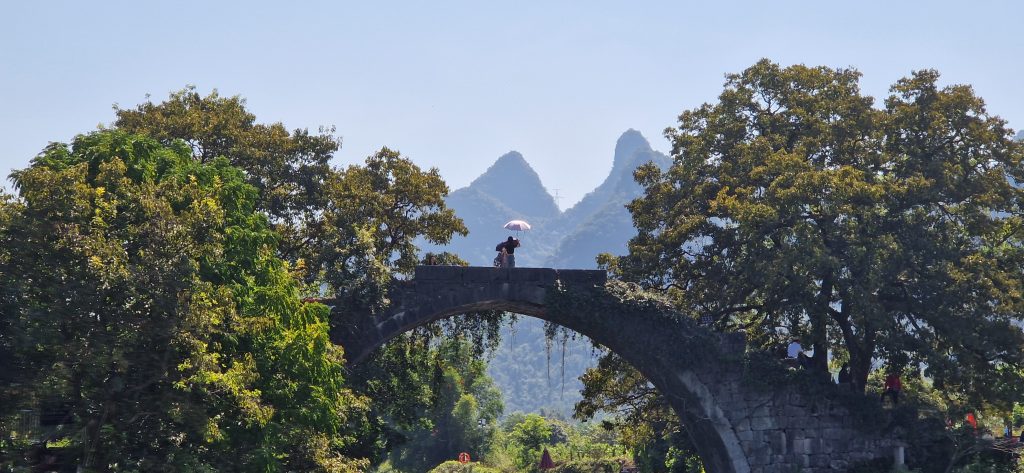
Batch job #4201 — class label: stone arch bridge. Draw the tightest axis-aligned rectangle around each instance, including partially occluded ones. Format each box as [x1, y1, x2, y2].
[329, 266, 903, 473]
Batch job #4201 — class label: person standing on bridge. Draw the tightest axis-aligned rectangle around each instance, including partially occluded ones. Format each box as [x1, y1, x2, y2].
[787, 338, 803, 359]
[880, 370, 902, 406]
[495, 236, 520, 268]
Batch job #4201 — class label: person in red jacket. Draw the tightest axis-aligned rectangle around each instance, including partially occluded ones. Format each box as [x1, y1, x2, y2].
[880, 370, 902, 406]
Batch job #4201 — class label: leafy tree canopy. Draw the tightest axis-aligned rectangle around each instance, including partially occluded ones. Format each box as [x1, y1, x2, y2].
[112, 88, 497, 473]
[308, 148, 467, 309]
[112, 88, 468, 299]
[382, 338, 504, 473]
[509, 413, 553, 456]
[616, 59, 1024, 406]
[114, 86, 340, 262]
[1, 130, 367, 471]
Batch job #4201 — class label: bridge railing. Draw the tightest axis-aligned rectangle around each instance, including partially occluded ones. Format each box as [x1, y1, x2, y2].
[414, 265, 606, 286]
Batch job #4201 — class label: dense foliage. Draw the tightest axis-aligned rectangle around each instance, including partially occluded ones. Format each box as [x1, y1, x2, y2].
[0, 131, 366, 471]
[309, 148, 467, 308]
[575, 352, 700, 473]
[114, 87, 340, 264]
[111, 89, 493, 470]
[382, 339, 503, 473]
[426, 460, 504, 473]
[113, 88, 468, 298]
[614, 59, 1024, 406]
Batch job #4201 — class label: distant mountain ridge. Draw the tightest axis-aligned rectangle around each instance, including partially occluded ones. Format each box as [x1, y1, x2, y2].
[437, 129, 668, 270]
[555, 129, 657, 234]
[442, 151, 562, 267]
[462, 151, 560, 220]
[430, 129, 669, 417]
[546, 130, 669, 268]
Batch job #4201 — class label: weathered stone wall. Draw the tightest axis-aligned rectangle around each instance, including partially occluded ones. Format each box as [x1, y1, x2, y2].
[328, 266, 904, 473]
[692, 370, 902, 472]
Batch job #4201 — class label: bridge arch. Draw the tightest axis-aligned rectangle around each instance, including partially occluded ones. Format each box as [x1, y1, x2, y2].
[330, 266, 901, 473]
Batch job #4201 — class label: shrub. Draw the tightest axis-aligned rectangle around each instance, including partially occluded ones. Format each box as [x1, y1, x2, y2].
[427, 460, 504, 473]
[551, 457, 629, 473]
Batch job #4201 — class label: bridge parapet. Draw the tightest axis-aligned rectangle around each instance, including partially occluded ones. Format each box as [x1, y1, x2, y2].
[413, 265, 606, 286]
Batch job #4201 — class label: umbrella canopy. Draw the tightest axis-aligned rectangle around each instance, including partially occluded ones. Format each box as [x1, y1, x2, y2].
[503, 219, 531, 232]
[539, 448, 555, 470]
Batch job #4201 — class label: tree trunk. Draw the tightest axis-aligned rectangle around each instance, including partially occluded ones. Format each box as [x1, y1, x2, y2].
[834, 307, 871, 393]
[811, 278, 833, 375]
[850, 352, 871, 393]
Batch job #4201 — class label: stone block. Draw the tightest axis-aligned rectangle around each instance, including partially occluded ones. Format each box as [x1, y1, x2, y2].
[414, 264, 462, 280]
[783, 405, 806, 418]
[473, 266, 515, 283]
[751, 416, 774, 430]
[518, 286, 547, 305]
[753, 444, 771, 464]
[736, 429, 755, 442]
[846, 452, 871, 463]
[792, 438, 818, 455]
[555, 269, 607, 285]
[823, 427, 846, 441]
[769, 431, 787, 455]
[829, 459, 849, 470]
[510, 268, 557, 285]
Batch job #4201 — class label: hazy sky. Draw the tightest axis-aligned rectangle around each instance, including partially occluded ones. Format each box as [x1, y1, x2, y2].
[3, 1, 1022, 208]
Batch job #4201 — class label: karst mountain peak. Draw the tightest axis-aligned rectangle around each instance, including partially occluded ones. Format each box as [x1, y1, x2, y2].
[429, 128, 668, 288]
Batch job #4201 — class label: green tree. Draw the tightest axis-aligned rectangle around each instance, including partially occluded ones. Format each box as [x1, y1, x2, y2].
[1, 131, 367, 471]
[508, 413, 553, 470]
[307, 148, 467, 308]
[113, 90, 495, 468]
[426, 460, 502, 473]
[574, 352, 698, 472]
[617, 60, 1024, 404]
[0, 192, 29, 429]
[384, 338, 504, 473]
[114, 87, 340, 263]
[114, 89, 469, 298]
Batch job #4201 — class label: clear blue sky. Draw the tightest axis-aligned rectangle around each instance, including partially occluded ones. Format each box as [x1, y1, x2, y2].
[2, 1, 1022, 208]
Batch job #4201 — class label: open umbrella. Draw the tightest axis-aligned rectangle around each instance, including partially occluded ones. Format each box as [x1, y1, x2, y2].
[539, 448, 555, 470]
[503, 219, 531, 233]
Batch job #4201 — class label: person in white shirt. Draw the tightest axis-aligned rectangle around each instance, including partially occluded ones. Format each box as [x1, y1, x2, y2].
[787, 339, 802, 359]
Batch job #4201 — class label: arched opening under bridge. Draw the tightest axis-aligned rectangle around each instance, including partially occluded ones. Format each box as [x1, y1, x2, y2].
[329, 266, 902, 473]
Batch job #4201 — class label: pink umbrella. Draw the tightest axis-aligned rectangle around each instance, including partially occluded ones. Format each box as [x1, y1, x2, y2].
[503, 219, 531, 233]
